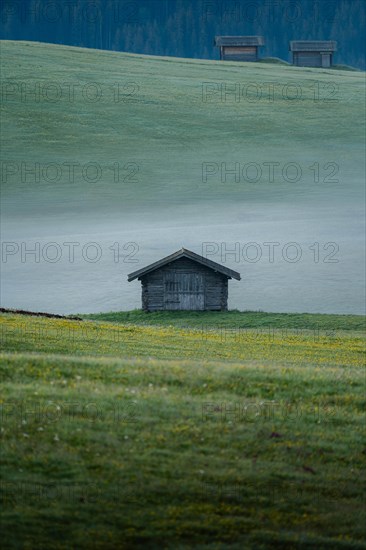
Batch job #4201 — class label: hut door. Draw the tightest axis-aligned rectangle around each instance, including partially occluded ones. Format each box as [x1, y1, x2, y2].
[164, 271, 205, 310]
[298, 52, 322, 67]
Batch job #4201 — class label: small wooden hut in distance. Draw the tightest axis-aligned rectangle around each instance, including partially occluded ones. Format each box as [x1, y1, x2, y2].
[214, 36, 265, 62]
[128, 248, 241, 312]
[289, 41, 337, 68]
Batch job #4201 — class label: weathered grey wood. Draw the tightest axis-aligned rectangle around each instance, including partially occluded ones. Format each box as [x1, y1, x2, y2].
[290, 41, 337, 52]
[222, 47, 258, 62]
[290, 41, 337, 67]
[215, 36, 265, 47]
[214, 36, 264, 62]
[129, 248, 240, 312]
[128, 248, 240, 282]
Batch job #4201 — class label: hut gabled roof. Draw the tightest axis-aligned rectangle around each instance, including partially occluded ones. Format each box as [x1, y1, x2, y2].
[214, 36, 265, 47]
[128, 248, 241, 282]
[289, 40, 337, 52]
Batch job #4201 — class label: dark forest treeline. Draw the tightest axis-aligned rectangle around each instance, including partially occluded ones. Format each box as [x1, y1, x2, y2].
[1, 0, 365, 68]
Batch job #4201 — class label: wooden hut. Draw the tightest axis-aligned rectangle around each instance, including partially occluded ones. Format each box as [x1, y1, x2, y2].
[214, 36, 265, 62]
[128, 248, 241, 312]
[289, 41, 337, 68]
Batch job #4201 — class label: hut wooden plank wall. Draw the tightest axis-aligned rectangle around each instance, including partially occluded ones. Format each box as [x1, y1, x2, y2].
[128, 248, 241, 312]
[214, 36, 265, 62]
[289, 41, 337, 68]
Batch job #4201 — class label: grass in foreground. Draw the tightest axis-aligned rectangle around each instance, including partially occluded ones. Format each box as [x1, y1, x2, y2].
[0, 312, 365, 548]
[84, 310, 366, 331]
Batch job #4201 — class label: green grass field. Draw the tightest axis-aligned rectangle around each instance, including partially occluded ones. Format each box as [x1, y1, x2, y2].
[1, 40, 365, 219]
[1, 311, 365, 548]
[84, 309, 366, 331]
[1, 39, 365, 548]
[1, 40, 365, 315]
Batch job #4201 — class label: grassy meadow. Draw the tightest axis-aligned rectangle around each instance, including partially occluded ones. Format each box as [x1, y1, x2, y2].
[1, 38, 365, 548]
[1, 40, 365, 315]
[1, 40, 365, 218]
[1, 311, 365, 548]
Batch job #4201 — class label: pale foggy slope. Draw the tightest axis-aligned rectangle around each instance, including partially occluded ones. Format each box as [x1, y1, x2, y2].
[1, 41, 365, 313]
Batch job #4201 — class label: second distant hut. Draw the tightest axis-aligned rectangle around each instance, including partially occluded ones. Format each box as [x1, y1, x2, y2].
[289, 41, 337, 68]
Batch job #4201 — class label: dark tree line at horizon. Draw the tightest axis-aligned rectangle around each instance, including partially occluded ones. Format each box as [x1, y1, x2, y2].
[1, 0, 365, 69]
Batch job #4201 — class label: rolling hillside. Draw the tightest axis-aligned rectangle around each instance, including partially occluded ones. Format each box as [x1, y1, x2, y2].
[1, 311, 365, 548]
[1, 40, 365, 215]
[1, 41, 365, 314]
[1, 40, 366, 550]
